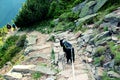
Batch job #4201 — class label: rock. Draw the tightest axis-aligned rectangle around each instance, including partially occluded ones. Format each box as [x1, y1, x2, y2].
[53, 18, 59, 25]
[46, 78, 54, 80]
[46, 76, 56, 80]
[79, 1, 96, 18]
[93, 0, 108, 13]
[32, 66, 57, 75]
[105, 8, 120, 22]
[29, 53, 48, 59]
[12, 65, 36, 73]
[82, 29, 94, 35]
[112, 36, 118, 42]
[74, 31, 82, 39]
[77, 37, 86, 48]
[86, 45, 94, 53]
[81, 34, 94, 43]
[76, 14, 97, 27]
[4, 72, 22, 80]
[90, 31, 110, 44]
[95, 37, 112, 46]
[103, 59, 115, 69]
[58, 52, 65, 70]
[68, 74, 89, 80]
[72, 0, 88, 13]
[25, 35, 37, 46]
[107, 71, 120, 78]
[24, 44, 51, 55]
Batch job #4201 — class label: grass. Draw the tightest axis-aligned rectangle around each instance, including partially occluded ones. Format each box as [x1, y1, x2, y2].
[102, 71, 120, 80]
[51, 48, 55, 61]
[0, 35, 26, 68]
[32, 72, 42, 80]
[107, 41, 120, 65]
[94, 46, 106, 57]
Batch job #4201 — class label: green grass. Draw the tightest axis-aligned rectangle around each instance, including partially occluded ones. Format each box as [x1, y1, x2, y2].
[0, 35, 26, 68]
[51, 48, 55, 61]
[32, 72, 42, 80]
[102, 71, 120, 80]
[107, 41, 120, 65]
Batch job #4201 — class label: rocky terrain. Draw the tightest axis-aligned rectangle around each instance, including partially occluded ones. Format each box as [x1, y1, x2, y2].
[0, 0, 120, 80]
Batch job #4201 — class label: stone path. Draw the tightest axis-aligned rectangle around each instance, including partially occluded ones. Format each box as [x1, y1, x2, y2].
[53, 31, 95, 80]
[3, 31, 95, 80]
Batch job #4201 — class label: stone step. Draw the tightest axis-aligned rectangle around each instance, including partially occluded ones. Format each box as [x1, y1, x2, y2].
[68, 73, 89, 80]
[31, 66, 57, 75]
[4, 72, 23, 80]
[12, 65, 36, 73]
[24, 44, 51, 55]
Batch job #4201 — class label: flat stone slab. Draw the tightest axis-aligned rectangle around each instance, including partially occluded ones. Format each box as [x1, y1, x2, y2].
[24, 44, 51, 55]
[68, 74, 89, 80]
[4, 72, 22, 80]
[29, 53, 48, 59]
[12, 65, 36, 73]
[32, 66, 57, 75]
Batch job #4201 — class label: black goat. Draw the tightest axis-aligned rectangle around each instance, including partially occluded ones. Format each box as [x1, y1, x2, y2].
[60, 39, 75, 63]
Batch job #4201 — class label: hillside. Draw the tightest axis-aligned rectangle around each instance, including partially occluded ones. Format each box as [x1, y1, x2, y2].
[0, 0, 120, 80]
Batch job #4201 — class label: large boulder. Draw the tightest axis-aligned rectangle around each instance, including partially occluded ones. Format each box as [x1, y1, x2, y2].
[72, 0, 88, 13]
[90, 31, 110, 44]
[107, 71, 120, 78]
[93, 0, 108, 13]
[79, 1, 96, 18]
[95, 37, 112, 46]
[76, 13, 97, 27]
[104, 8, 120, 23]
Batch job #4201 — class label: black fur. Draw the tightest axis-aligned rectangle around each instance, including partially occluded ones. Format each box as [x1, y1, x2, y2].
[60, 39, 75, 63]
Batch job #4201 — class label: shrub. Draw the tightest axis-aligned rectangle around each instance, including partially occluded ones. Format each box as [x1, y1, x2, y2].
[59, 12, 79, 22]
[0, 35, 25, 68]
[15, 0, 50, 27]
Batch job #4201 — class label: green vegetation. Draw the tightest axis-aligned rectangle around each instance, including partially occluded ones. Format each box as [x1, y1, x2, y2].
[32, 72, 42, 80]
[107, 41, 120, 65]
[0, 35, 26, 68]
[102, 71, 120, 80]
[48, 35, 55, 42]
[93, 57, 100, 65]
[0, 26, 8, 46]
[103, 26, 108, 31]
[15, 0, 50, 27]
[94, 46, 106, 57]
[51, 48, 55, 61]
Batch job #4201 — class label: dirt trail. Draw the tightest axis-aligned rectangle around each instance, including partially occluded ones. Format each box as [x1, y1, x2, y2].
[53, 31, 95, 80]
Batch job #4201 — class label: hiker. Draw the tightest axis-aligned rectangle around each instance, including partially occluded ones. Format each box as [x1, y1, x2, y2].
[12, 24, 18, 31]
[6, 24, 12, 32]
[60, 39, 75, 63]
